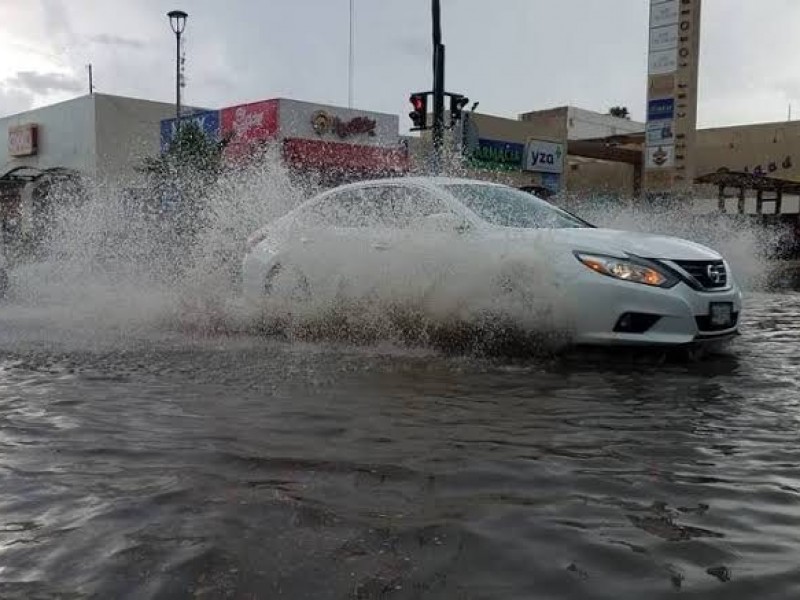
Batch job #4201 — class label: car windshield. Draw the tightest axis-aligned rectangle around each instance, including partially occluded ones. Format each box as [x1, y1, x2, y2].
[443, 184, 591, 229]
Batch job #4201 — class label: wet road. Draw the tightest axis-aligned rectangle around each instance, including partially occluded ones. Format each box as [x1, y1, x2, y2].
[0, 292, 799, 599]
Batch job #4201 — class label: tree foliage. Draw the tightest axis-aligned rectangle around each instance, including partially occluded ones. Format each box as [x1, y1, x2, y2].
[608, 106, 631, 120]
[140, 120, 228, 181]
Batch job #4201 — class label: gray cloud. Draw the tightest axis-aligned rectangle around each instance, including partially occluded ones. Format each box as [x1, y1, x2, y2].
[5, 71, 83, 95]
[4, 0, 799, 129]
[39, 0, 76, 45]
[0, 88, 35, 117]
[89, 34, 146, 49]
[393, 36, 430, 61]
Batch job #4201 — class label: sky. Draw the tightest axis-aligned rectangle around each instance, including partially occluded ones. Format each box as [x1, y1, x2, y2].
[0, 0, 799, 132]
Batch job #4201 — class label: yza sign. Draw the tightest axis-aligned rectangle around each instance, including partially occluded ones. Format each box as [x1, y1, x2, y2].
[524, 139, 565, 174]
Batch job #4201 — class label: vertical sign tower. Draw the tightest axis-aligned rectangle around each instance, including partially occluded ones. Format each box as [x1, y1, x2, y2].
[644, 0, 702, 194]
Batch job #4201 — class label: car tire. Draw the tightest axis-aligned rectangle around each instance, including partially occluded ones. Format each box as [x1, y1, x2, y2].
[264, 262, 311, 303]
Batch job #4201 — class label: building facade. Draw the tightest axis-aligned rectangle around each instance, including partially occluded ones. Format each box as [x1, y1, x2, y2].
[408, 106, 644, 196]
[159, 97, 409, 187]
[0, 93, 198, 181]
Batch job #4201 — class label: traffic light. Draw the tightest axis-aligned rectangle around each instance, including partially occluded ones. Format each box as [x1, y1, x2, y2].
[449, 94, 469, 123]
[409, 93, 428, 130]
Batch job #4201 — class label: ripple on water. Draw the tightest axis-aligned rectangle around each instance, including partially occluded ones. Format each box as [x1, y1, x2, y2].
[0, 293, 797, 598]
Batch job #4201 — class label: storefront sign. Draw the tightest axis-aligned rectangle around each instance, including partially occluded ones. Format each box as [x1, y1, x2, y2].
[648, 49, 678, 75]
[646, 119, 674, 145]
[280, 99, 398, 148]
[523, 139, 564, 174]
[469, 139, 524, 171]
[646, 144, 675, 169]
[283, 138, 409, 173]
[220, 100, 279, 145]
[647, 98, 675, 121]
[648, 74, 675, 97]
[220, 100, 280, 161]
[160, 110, 220, 151]
[8, 124, 38, 157]
[310, 110, 376, 139]
[743, 155, 793, 176]
[649, 24, 679, 53]
[650, 0, 679, 28]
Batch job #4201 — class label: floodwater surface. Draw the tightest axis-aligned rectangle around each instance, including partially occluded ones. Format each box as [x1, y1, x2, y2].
[0, 291, 798, 599]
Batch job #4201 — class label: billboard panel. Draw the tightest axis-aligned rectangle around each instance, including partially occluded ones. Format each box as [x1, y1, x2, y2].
[160, 110, 220, 151]
[8, 124, 38, 156]
[523, 139, 565, 174]
[646, 144, 675, 169]
[468, 139, 525, 171]
[648, 49, 678, 75]
[649, 24, 679, 53]
[644, 0, 701, 193]
[220, 99, 279, 149]
[650, 0, 679, 28]
[278, 99, 399, 147]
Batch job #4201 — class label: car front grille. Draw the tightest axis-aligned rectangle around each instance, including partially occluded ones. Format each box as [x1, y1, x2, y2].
[672, 259, 728, 289]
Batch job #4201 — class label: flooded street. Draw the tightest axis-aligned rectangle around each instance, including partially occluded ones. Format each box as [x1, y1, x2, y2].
[0, 291, 797, 599]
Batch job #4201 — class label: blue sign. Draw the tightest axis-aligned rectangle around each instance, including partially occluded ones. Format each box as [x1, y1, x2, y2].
[647, 98, 675, 121]
[160, 110, 221, 152]
[541, 172, 561, 193]
[470, 138, 525, 171]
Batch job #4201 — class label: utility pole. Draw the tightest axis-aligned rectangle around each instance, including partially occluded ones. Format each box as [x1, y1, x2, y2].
[431, 0, 445, 173]
[348, 0, 355, 108]
[87, 64, 93, 95]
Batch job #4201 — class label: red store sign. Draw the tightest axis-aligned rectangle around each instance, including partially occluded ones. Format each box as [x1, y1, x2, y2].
[220, 100, 279, 160]
[8, 124, 38, 157]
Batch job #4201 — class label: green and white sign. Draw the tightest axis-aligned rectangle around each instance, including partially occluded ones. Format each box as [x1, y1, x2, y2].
[523, 139, 565, 174]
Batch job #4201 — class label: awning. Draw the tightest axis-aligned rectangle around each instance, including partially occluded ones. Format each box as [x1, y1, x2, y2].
[695, 169, 800, 193]
[283, 138, 410, 173]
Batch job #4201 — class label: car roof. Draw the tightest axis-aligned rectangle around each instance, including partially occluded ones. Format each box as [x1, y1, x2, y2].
[329, 176, 506, 191]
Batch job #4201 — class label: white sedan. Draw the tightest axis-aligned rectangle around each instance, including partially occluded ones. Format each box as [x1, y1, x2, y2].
[242, 177, 742, 347]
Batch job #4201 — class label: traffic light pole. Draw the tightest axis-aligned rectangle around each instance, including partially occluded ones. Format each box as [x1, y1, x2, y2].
[431, 0, 445, 174]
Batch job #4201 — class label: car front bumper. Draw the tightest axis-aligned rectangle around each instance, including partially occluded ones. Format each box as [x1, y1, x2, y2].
[567, 272, 743, 347]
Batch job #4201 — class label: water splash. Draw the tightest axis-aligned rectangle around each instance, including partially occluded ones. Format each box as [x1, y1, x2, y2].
[0, 150, 782, 354]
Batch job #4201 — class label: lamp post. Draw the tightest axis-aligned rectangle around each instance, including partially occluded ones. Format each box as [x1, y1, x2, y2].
[167, 10, 188, 137]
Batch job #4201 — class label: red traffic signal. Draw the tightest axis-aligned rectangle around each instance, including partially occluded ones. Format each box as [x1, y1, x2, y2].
[409, 93, 428, 130]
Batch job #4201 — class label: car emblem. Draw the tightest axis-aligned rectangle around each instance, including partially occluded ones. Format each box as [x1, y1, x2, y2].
[706, 264, 726, 285]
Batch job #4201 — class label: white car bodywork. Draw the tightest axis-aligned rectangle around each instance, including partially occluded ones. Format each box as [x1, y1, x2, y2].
[242, 177, 742, 347]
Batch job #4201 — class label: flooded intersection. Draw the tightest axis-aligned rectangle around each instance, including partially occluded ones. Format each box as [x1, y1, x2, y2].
[0, 291, 798, 599]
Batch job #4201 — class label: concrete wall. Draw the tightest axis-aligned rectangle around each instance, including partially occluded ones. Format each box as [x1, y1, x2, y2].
[518, 106, 643, 141]
[566, 158, 636, 196]
[695, 120, 800, 181]
[566, 107, 644, 140]
[516, 107, 569, 141]
[94, 94, 186, 181]
[0, 95, 96, 176]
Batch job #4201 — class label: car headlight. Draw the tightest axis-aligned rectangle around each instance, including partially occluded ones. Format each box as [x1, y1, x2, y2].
[575, 253, 677, 288]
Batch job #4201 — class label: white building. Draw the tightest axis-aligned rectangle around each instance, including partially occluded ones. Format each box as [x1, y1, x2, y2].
[0, 93, 205, 181]
[519, 105, 644, 141]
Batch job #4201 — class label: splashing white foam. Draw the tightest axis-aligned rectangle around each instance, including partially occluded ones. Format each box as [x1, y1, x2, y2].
[0, 152, 782, 353]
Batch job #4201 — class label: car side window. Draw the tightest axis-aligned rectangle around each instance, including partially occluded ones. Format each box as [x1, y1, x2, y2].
[361, 185, 451, 229]
[301, 189, 371, 228]
[298, 185, 451, 229]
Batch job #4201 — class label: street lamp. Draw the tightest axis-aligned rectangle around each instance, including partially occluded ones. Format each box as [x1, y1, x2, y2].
[167, 10, 188, 134]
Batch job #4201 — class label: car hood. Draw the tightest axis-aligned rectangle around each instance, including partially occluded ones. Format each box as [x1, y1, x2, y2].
[491, 227, 722, 261]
